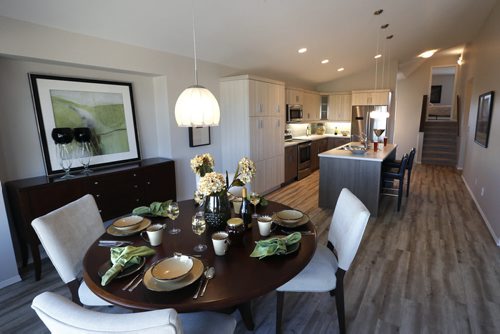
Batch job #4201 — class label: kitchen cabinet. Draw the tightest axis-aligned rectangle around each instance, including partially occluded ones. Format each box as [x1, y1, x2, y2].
[328, 92, 351, 121]
[5, 158, 176, 280]
[303, 91, 321, 121]
[284, 145, 298, 184]
[351, 89, 391, 106]
[220, 75, 285, 194]
[311, 138, 328, 171]
[286, 88, 304, 105]
[327, 137, 350, 150]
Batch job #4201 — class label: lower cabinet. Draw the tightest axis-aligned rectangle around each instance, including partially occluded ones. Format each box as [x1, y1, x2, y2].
[284, 145, 298, 184]
[5, 158, 176, 280]
[327, 137, 350, 150]
[311, 138, 328, 171]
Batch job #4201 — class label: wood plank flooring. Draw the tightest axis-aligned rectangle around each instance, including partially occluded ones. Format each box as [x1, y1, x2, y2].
[1, 164, 499, 333]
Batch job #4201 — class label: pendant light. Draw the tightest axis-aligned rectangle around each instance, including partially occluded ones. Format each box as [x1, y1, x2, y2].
[175, 2, 220, 127]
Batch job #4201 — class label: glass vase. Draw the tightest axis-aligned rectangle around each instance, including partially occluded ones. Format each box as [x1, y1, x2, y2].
[204, 192, 231, 230]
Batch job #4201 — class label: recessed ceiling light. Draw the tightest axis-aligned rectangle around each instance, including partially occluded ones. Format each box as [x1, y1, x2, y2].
[374, 54, 382, 59]
[298, 48, 307, 54]
[321, 59, 329, 64]
[418, 49, 438, 58]
[337, 67, 344, 72]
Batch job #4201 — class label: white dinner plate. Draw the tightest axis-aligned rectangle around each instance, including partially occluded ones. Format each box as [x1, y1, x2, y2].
[143, 257, 204, 292]
[272, 212, 310, 228]
[276, 210, 303, 222]
[151, 255, 194, 282]
[106, 218, 151, 237]
[112, 215, 144, 230]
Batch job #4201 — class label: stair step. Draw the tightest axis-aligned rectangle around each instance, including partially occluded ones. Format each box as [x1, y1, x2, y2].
[422, 144, 457, 152]
[421, 157, 456, 166]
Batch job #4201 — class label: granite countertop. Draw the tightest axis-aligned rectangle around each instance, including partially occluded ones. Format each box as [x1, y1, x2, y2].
[318, 142, 397, 162]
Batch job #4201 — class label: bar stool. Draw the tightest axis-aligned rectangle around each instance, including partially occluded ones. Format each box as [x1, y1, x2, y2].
[382, 153, 409, 211]
[384, 148, 416, 197]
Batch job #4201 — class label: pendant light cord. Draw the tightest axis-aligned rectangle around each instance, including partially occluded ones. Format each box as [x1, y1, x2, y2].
[192, 0, 198, 85]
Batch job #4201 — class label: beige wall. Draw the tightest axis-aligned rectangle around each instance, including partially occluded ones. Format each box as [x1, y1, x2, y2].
[461, 1, 500, 245]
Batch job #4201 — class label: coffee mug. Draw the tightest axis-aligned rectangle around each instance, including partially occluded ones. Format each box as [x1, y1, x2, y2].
[257, 215, 273, 237]
[141, 224, 164, 246]
[212, 231, 230, 256]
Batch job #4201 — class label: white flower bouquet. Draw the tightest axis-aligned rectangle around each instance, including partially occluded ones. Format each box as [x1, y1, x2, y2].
[190, 153, 214, 177]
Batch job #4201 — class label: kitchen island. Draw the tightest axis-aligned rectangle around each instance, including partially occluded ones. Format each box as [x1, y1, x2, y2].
[318, 143, 397, 216]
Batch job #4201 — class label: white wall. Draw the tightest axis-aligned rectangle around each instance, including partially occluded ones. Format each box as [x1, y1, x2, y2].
[461, 1, 500, 245]
[393, 55, 461, 160]
[0, 16, 239, 285]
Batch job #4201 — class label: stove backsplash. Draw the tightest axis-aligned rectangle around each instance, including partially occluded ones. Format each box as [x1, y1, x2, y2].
[287, 122, 351, 137]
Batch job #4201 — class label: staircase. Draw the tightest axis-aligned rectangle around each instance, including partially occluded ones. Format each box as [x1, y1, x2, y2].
[421, 121, 458, 166]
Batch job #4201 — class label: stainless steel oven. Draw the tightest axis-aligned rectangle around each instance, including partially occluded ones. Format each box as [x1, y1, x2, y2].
[297, 140, 311, 180]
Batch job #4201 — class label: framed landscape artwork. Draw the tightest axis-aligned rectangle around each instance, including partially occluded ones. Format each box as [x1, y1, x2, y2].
[474, 91, 494, 148]
[29, 74, 141, 175]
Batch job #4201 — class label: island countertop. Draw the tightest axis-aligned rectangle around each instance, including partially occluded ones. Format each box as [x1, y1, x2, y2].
[319, 142, 397, 162]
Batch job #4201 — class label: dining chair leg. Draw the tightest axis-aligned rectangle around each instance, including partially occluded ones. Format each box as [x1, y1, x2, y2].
[335, 270, 346, 334]
[406, 170, 412, 197]
[276, 291, 284, 334]
[397, 179, 404, 211]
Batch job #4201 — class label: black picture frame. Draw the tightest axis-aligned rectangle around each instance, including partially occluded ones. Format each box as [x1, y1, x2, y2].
[474, 91, 494, 148]
[430, 85, 442, 103]
[29, 74, 141, 175]
[189, 127, 211, 147]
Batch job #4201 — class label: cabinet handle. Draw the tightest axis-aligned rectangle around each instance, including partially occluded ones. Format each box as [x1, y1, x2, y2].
[133, 173, 137, 177]
[94, 181, 99, 185]
[96, 194, 100, 198]
[147, 181, 151, 185]
[99, 209, 102, 213]
[277, 119, 280, 128]
[259, 103, 263, 113]
[136, 199, 140, 202]
[134, 185, 138, 188]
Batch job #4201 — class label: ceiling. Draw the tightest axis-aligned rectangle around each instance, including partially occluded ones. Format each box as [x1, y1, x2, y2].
[0, 0, 496, 87]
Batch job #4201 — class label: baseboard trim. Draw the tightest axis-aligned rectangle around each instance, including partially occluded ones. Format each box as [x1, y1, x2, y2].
[462, 175, 500, 247]
[0, 274, 21, 289]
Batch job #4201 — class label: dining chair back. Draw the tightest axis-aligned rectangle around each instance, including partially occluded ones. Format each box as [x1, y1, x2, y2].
[31, 194, 108, 306]
[276, 188, 370, 334]
[382, 153, 409, 211]
[32, 291, 237, 334]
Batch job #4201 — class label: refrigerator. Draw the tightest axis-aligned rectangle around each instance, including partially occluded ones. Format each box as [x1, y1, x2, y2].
[351, 105, 388, 141]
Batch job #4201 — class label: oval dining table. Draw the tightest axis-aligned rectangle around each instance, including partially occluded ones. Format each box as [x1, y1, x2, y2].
[83, 199, 317, 330]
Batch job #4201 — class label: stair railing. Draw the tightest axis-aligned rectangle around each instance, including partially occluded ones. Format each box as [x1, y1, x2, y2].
[419, 95, 428, 132]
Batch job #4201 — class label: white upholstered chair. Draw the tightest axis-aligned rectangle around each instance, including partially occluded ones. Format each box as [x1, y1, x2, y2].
[276, 188, 370, 334]
[31, 194, 110, 306]
[32, 291, 237, 334]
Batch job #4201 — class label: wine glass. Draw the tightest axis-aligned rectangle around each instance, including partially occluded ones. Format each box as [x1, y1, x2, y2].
[51, 128, 75, 179]
[192, 212, 207, 252]
[74, 127, 93, 174]
[249, 192, 260, 218]
[373, 129, 385, 145]
[168, 202, 180, 235]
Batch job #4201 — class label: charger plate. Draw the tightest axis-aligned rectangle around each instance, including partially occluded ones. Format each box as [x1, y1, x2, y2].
[106, 218, 151, 237]
[143, 257, 204, 292]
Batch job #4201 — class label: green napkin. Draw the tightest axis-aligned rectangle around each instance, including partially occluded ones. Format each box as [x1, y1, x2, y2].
[101, 246, 155, 286]
[250, 232, 302, 259]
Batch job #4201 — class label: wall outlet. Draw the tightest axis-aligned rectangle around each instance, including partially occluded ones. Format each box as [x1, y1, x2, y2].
[481, 187, 485, 196]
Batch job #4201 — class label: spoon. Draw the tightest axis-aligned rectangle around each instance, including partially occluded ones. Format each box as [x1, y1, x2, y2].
[200, 267, 215, 297]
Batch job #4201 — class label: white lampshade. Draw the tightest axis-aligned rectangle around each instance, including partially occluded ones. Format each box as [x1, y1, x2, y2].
[175, 85, 220, 127]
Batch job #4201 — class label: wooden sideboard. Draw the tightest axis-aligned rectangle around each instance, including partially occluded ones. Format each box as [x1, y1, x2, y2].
[5, 158, 176, 280]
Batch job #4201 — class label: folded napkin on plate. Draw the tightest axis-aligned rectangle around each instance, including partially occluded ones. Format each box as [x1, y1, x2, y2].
[250, 232, 301, 259]
[101, 246, 155, 286]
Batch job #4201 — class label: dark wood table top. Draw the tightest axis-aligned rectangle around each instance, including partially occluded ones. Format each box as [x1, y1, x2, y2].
[83, 199, 317, 312]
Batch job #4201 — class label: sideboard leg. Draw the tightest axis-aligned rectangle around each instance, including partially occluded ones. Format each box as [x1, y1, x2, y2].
[31, 242, 42, 281]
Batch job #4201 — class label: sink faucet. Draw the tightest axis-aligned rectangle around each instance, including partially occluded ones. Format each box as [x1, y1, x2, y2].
[351, 133, 368, 148]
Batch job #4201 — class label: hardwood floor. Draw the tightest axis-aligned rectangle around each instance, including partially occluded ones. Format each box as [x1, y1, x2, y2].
[1, 164, 499, 333]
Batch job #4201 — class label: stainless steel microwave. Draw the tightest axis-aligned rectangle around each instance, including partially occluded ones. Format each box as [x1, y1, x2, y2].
[286, 104, 303, 122]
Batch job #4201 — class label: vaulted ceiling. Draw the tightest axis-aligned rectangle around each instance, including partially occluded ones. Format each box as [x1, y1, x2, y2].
[0, 0, 496, 87]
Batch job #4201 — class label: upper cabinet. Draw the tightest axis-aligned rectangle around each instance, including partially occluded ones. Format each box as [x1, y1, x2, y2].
[286, 88, 304, 105]
[250, 80, 284, 117]
[351, 89, 391, 106]
[328, 92, 351, 121]
[302, 91, 321, 121]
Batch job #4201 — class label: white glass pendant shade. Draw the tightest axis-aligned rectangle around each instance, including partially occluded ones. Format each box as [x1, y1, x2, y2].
[175, 85, 220, 127]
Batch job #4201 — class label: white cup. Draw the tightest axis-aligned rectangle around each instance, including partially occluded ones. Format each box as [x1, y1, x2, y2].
[212, 231, 230, 256]
[141, 224, 164, 246]
[257, 216, 273, 237]
[232, 198, 242, 214]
